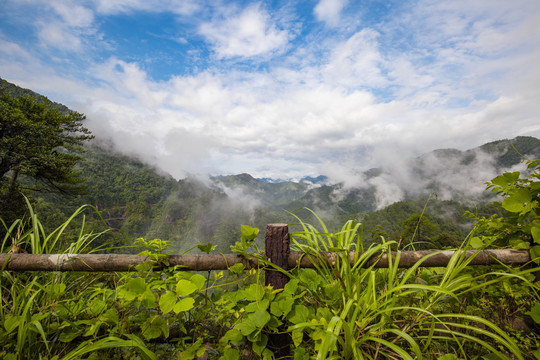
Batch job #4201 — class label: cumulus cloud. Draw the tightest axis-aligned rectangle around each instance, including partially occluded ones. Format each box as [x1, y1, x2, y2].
[199, 4, 290, 59]
[314, 0, 348, 26]
[94, 0, 199, 15]
[34, 0, 98, 52]
[1, 0, 539, 184]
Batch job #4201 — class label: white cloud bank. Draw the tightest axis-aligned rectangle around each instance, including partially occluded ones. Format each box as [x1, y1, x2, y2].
[0, 0, 539, 182]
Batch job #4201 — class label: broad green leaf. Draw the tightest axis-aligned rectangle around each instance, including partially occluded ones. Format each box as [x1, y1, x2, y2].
[235, 320, 256, 336]
[125, 277, 146, 296]
[142, 315, 163, 340]
[241, 225, 259, 242]
[491, 172, 520, 189]
[531, 226, 540, 244]
[222, 348, 240, 360]
[176, 279, 198, 297]
[530, 245, 540, 264]
[190, 274, 207, 290]
[142, 289, 157, 308]
[529, 303, 540, 324]
[288, 305, 311, 324]
[86, 298, 107, 317]
[228, 263, 245, 274]
[292, 330, 303, 347]
[270, 294, 294, 317]
[197, 242, 215, 254]
[250, 309, 271, 329]
[243, 284, 265, 301]
[173, 297, 195, 313]
[221, 329, 244, 344]
[45, 283, 66, 297]
[509, 239, 530, 250]
[502, 189, 532, 212]
[252, 334, 268, 355]
[159, 291, 177, 314]
[245, 298, 269, 313]
[4, 316, 20, 333]
[100, 308, 119, 326]
[470, 237, 484, 249]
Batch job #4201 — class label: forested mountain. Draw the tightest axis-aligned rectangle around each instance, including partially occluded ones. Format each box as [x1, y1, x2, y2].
[2, 77, 539, 252]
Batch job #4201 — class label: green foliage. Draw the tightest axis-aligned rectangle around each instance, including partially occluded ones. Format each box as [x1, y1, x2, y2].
[468, 159, 540, 261]
[0, 93, 93, 224]
[0, 203, 155, 360]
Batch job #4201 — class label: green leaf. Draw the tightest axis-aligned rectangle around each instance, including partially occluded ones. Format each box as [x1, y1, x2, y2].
[245, 298, 269, 313]
[176, 279, 198, 297]
[4, 316, 20, 334]
[509, 239, 530, 250]
[173, 297, 195, 313]
[292, 329, 303, 347]
[142, 289, 157, 308]
[197, 242, 215, 254]
[470, 237, 484, 249]
[125, 277, 146, 296]
[270, 294, 294, 317]
[288, 305, 311, 324]
[502, 189, 532, 212]
[222, 348, 240, 360]
[243, 284, 265, 301]
[159, 291, 177, 314]
[530, 245, 540, 264]
[293, 347, 309, 360]
[220, 329, 244, 344]
[531, 226, 540, 244]
[241, 225, 259, 242]
[529, 303, 540, 324]
[190, 274, 207, 290]
[252, 334, 268, 356]
[235, 310, 270, 336]
[142, 315, 163, 340]
[86, 298, 107, 317]
[228, 263, 245, 275]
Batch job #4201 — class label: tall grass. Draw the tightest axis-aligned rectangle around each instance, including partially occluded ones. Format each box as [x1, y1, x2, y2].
[0, 200, 156, 360]
[288, 209, 529, 359]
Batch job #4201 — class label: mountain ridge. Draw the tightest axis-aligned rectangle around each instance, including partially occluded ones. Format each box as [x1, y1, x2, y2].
[2, 77, 539, 251]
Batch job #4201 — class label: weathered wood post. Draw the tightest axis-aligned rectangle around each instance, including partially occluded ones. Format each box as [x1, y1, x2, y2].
[264, 223, 291, 358]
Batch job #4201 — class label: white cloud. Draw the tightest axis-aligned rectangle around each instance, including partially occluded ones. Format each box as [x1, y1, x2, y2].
[314, 0, 348, 26]
[94, 0, 199, 15]
[50, 1, 94, 28]
[199, 4, 290, 59]
[1, 0, 540, 183]
[38, 22, 84, 50]
[324, 29, 386, 88]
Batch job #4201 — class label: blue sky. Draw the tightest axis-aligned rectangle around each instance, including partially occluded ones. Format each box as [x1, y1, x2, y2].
[1, 0, 540, 181]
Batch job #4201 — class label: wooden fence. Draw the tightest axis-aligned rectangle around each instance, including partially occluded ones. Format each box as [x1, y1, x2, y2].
[0, 224, 534, 356]
[0, 224, 531, 276]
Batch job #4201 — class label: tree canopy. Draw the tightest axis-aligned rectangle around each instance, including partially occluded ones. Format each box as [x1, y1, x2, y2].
[0, 93, 93, 221]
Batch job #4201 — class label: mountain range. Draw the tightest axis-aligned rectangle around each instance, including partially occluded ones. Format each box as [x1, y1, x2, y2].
[2, 77, 540, 252]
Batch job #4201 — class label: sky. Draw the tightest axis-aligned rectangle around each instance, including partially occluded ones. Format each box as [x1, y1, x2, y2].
[1, 0, 540, 181]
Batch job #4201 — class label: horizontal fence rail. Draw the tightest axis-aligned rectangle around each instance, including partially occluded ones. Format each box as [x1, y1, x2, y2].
[1, 224, 534, 357]
[0, 249, 531, 272]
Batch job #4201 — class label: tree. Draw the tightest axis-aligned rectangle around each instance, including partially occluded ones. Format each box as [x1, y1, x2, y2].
[400, 213, 439, 250]
[0, 93, 93, 222]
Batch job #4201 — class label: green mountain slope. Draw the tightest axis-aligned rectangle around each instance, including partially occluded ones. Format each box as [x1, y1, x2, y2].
[2, 77, 539, 251]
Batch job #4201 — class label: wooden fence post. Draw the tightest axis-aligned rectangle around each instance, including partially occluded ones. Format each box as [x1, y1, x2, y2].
[264, 223, 291, 358]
